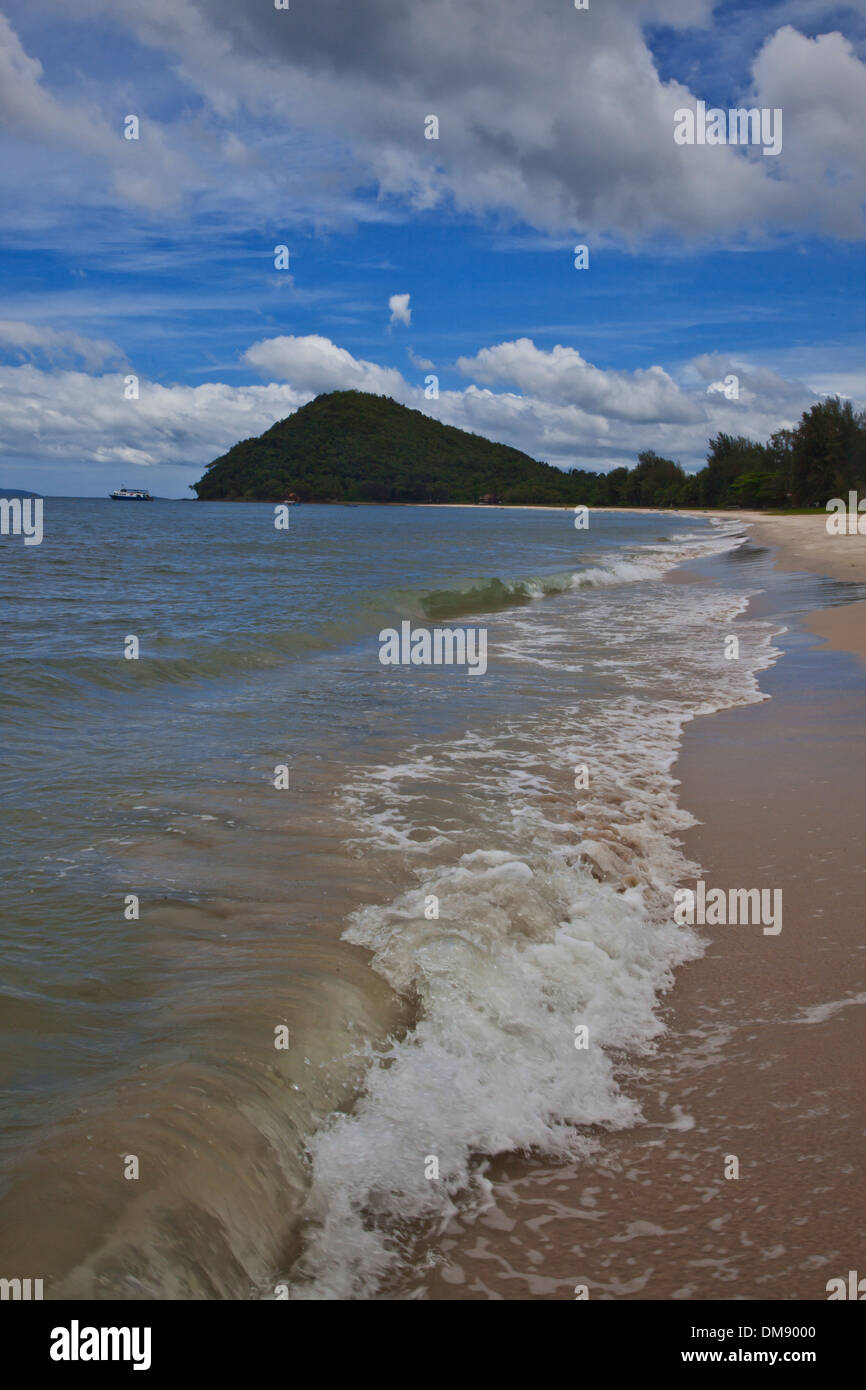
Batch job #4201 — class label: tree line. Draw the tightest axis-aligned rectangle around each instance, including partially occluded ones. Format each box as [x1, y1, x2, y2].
[571, 397, 866, 510]
[194, 390, 866, 509]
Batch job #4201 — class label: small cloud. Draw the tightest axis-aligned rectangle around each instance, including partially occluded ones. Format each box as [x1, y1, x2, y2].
[408, 347, 434, 371]
[0, 321, 125, 371]
[388, 293, 411, 328]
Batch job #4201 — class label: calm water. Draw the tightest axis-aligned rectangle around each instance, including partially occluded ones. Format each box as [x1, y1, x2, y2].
[0, 500, 778, 1297]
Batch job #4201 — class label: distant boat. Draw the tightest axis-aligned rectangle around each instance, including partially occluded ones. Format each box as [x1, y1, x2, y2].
[110, 487, 153, 501]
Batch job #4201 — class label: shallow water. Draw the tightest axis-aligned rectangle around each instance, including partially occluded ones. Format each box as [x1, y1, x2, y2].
[0, 501, 779, 1297]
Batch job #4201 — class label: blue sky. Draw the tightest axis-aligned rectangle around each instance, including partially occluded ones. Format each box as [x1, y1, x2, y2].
[0, 0, 864, 495]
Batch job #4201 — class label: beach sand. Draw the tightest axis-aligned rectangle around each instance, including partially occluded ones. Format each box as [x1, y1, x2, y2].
[734, 511, 866, 667]
[413, 512, 866, 1301]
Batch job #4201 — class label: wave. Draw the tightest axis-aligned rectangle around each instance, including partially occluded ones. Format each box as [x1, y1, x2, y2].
[1, 523, 746, 707]
[282, 522, 780, 1299]
[1, 515, 773, 1301]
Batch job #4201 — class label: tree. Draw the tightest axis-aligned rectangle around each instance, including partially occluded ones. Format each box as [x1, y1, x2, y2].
[789, 398, 866, 506]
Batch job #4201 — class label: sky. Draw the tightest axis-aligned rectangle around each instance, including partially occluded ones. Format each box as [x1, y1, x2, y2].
[0, 0, 864, 496]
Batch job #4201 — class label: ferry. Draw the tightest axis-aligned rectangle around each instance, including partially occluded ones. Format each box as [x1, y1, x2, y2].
[110, 486, 154, 501]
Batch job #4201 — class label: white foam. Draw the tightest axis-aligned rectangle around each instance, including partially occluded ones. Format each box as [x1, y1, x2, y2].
[286, 524, 782, 1299]
[790, 992, 866, 1025]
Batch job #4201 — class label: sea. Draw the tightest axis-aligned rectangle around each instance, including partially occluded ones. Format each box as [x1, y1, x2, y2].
[0, 499, 782, 1299]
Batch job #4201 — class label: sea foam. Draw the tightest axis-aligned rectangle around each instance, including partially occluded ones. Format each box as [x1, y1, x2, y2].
[286, 522, 782, 1298]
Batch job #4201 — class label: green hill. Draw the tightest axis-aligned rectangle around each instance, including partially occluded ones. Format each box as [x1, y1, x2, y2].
[192, 390, 583, 504]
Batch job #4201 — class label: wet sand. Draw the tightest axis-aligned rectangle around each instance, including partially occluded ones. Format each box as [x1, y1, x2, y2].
[414, 521, 866, 1301]
[737, 511, 866, 666]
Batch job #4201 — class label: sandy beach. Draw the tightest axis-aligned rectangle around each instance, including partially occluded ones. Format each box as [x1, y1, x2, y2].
[727, 511, 866, 667]
[415, 511, 866, 1300]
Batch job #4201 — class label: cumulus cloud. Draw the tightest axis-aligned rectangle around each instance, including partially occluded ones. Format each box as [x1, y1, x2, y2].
[689, 352, 815, 412]
[0, 363, 311, 469]
[457, 339, 704, 424]
[243, 334, 408, 398]
[388, 294, 411, 327]
[5, 0, 865, 240]
[0, 330, 836, 483]
[750, 26, 866, 238]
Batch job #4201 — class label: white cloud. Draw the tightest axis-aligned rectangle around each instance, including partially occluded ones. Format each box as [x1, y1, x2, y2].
[0, 321, 125, 370]
[5, 1, 865, 240]
[457, 339, 704, 424]
[750, 26, 866, 237]
[243, 334, 408, 398]
[0, 363, 311, 468]
[0, 329, 839, 484]
[0, 13, 108, 153]
[0, 11, 198, 216]
[689, 352, 814, 412]
[388, 293, 411, 327]
[408, 348, 434, 371]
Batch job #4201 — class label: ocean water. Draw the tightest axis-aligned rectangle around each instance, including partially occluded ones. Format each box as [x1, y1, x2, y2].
[0, 500, 780, 1298]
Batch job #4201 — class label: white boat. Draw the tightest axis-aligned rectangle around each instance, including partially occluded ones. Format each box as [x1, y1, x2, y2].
[110, 487, 153, 501]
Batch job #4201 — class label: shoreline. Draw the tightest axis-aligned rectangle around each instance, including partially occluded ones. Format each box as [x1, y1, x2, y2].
[720, 510, 866, 667]
[418, 519, 866, 1300]
[626, 505, 866, 670]
[9, 502, 863, 1300]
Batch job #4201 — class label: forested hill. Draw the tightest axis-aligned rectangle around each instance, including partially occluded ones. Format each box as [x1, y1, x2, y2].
[192, 390, 580, 504]
[193, 389, 866, 510]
